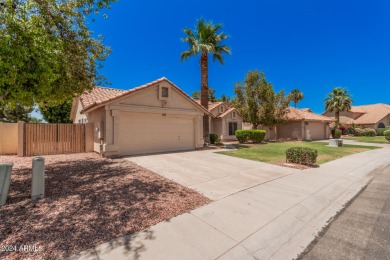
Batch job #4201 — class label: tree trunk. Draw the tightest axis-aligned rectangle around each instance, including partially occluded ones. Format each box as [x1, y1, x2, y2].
[335, 110, 340, 127]
[200, 51, 210, 144]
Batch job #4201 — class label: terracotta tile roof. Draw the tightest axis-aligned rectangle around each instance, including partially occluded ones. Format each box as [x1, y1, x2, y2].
[193, 100, 224, 111]
[79, 86, 126, 109]
[345, 104, 390, 125]
[286, 107, 335, 122]
[217, 107, 243, 119]
[79, 77, 209, 115]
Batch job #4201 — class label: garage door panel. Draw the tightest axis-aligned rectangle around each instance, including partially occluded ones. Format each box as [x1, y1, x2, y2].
[120, 113, 195, 155]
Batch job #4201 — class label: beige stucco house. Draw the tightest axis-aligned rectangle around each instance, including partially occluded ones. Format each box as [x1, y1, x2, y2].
[195, 100, 243, 141]
[244, 107, 334, 140]
[70, 78, 209, 156]
[323, 103, 390, 129]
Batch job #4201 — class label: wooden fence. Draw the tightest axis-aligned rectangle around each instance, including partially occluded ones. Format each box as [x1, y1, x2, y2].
[20, 123, 87, 156]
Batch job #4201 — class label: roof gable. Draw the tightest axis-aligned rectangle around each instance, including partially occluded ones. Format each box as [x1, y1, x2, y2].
[80, 78, 209, 115]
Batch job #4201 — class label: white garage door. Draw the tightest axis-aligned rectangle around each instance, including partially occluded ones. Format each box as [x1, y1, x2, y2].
[120, 113, 195, 155]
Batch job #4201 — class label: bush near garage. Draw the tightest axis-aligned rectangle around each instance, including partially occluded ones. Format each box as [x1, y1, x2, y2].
[331, 129, 342, 139]
[235, 130, 266, 143]
[210, 133, 219, 144]
[286, 147, 318, 165]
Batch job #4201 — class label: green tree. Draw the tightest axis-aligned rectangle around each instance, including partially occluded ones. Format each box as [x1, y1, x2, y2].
[234, 70, 291, 130]
[290, 89, 304, 108]
[0, 103, 34, 122]
[180, 18, 231, 143]
[0, 0, 114, 107]
[192, 88, 217, 102]
[324, 87, 353, 127]
[217, 94, 232, 106]
[39, 100, 72, 123]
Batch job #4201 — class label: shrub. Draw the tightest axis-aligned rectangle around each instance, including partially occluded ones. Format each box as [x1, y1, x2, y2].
[331, 129, 342, 139]
[248, 130, 266, 143]
[286, 147, 318, 165]
[210, 133, 219, 144]
[344, 127, 356, 136]
[355, 128, 376, 137]
[384, 130, 390, 142]
[364, 128, 376, 137]
[235, 130, 266, 143]
[377, 127, 390, 136]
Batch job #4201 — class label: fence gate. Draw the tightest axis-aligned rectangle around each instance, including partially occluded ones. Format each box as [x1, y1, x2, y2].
[23, 124, 86, 156]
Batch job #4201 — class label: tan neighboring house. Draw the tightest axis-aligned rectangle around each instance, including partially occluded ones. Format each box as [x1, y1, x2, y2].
[194, 100, 243, 141]
[70, 77, 209, 156]
[244, 107, 334, 140]
[323, 103, 390, 129]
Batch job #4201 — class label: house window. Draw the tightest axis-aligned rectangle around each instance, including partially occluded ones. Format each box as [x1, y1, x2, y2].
[219, 106, 224, 113]
[229, 122, 238, 136]
[159, 85, 171, 100]
[232, 112, 236, 119]
[161, 87, 169, 98]
[378, 122, 385, 128]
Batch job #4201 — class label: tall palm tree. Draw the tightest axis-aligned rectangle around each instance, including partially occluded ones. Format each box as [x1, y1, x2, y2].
[180, 18, 231, 143]
[324, 87, 353, 126]
[290, 89, 304, 108]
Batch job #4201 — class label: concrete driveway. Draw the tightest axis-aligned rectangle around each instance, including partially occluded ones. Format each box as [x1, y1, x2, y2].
[126, 149, 299, 200]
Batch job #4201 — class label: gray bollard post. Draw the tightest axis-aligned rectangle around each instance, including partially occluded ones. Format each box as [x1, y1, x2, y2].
[32, 157, 45, 200]
[0, 163, 13, 206]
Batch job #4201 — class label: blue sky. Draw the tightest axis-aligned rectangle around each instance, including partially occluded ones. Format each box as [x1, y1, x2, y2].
[86, 0, 390, 114]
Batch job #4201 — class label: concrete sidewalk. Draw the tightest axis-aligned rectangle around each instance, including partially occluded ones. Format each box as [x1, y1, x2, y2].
[69, 146, 390, 260]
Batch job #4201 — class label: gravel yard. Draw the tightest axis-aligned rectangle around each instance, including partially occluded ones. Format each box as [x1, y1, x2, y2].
[0, 153, 210, 259]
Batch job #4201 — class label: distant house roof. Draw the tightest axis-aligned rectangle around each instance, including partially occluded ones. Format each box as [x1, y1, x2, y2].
[344, 104, 390, 125]
[71, 78, 210, 117]
[193, 100, 243, 119]
[287, 108, 335, 122]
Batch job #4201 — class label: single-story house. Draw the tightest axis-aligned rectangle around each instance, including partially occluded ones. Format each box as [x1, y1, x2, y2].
[244, 107, 334, 140]
[323, 103, 390, 130]
[194, 100, 243, 141]
[70, 78, 209, 156]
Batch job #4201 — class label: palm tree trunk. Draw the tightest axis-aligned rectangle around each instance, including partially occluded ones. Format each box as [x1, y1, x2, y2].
[200, 51, 210, 144]
[335, 110, 340, 127]
[294, 100, 297, 108]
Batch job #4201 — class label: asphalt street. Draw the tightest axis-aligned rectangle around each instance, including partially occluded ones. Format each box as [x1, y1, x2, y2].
[300, 164, 390, 260]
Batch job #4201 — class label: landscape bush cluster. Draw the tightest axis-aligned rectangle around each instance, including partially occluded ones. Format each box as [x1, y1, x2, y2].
[285, 147, 318, 165]
[339, 125, 389, 137]
[235, 130, 266, 143]
[354, 128, 376, 137]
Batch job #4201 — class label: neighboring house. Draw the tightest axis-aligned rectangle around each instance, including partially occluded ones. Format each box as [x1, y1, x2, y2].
[243, 107, 334, 140]
[70, 78, 209, 156]
[194, 100, 243, 141]
[323, 103, 390, 129]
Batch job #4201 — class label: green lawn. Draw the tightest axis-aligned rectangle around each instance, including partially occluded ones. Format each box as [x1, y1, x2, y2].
[343, 136, 390, 144]
[218, 141, 380, 165]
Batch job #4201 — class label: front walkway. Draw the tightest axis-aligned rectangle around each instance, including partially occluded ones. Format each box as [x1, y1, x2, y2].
[68, 146, 390, 260]
[126, 149, 299, 200]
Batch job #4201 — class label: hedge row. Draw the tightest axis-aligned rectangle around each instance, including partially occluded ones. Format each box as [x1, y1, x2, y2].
[235, 130, 266, 143]
[286, 147, 318, 165]
[354, 128, 376, 137]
